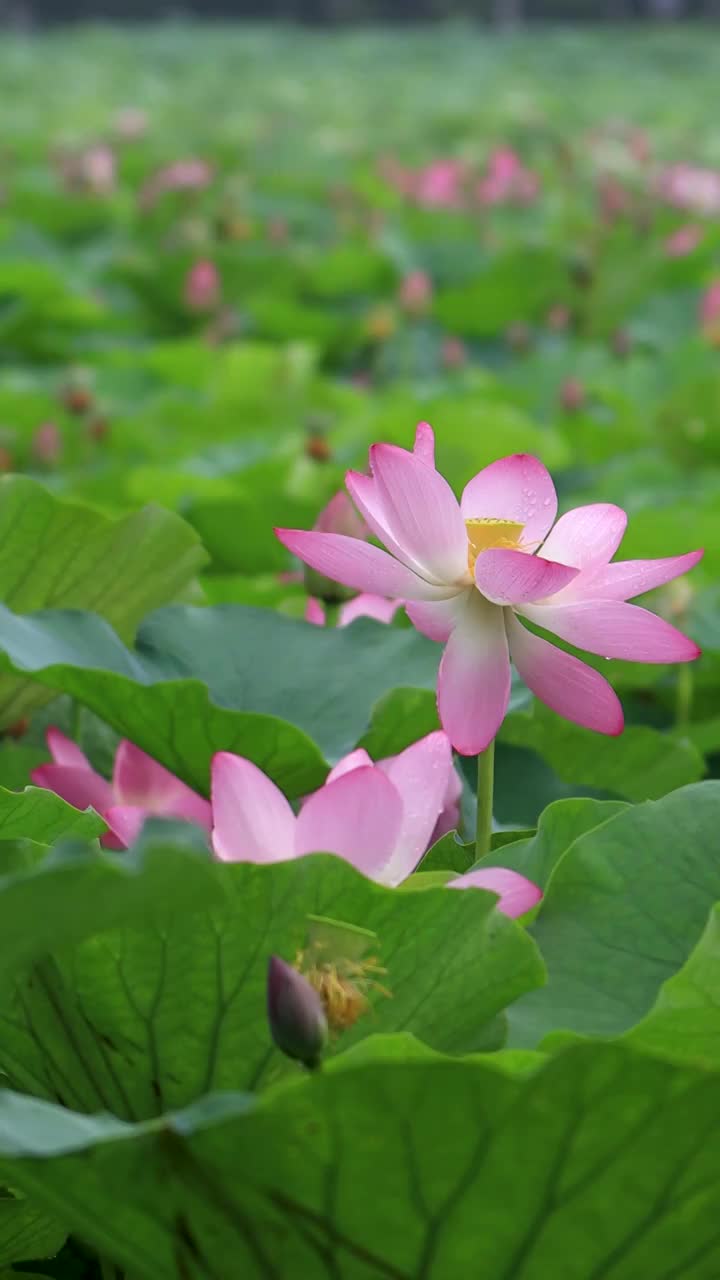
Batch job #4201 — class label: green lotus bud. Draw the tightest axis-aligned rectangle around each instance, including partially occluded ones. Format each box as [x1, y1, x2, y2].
[267, 955, 328, 1070]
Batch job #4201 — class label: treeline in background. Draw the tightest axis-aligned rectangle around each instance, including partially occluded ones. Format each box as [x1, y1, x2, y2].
[3, 0, 720, 26]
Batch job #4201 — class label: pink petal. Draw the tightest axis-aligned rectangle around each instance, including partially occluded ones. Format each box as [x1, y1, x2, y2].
[345, 471, 421, 572]
[274, 529, 456, 601]
[368, 443, 468, 584]
[460, 454, 557, 548]
[474, 549, 579, 605]
[437, 592, 511, 755]
[519, 599, 701, 663]
[572, 549, 704, 602]
[448, 867, 542, 918]
[30, 764, 114, 816]
[210, 753, 296, 864]
[376, 731, 454, 885]
[113, 741, 211, 831]
[505, 612, 624, 735]
[430, 766, 463, 843]
[325, 749, 373, 784]
[539, 504, 627, 571]
[338, 594, 402, 627]
[46, 726, 92, 769]
[305, 598, 326, 626]
[295, 766, 403, 879]
[104, 805, 147, 849]
[405, 592, 468, 643]
[413, 421, 435, 467]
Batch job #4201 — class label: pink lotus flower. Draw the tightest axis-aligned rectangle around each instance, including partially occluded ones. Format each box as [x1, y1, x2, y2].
[305, 595, 402, 627]
[184, 259, 220, 311]
[211, 734, 539, 916]
[139, 158, 214, 210]
[476, 148, 540, 207]
[664, 224, 702, 257]
[657, 164, 720, 215]
[700, 280, 720, 342]
[31, 728, 211, 849]
[276, 423, 702, 756]
[32, 422, 61, 465]
[398, 269, 433, 314]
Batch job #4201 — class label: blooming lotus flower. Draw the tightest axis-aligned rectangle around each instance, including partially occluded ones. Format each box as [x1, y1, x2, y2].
[31, 728, 211, 849]
[276, 423, 702, 756]
[476, 148, 539, 206]
[658, 164, 720, 215]
[184, 259, 220, 311]
[211, 734, 538, 916]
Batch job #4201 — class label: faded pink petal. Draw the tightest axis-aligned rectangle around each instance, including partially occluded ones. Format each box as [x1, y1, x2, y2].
[104, 805, 147, 848]
[376, 731, 454, 884]
[46, 727, 92, 770]
[519, 599, 701, 663]
[113, 741, 211, 831]
[368, 444, 468, 584]
[505, 612, 624, 735]
[460, 454, 557, 548]
[576, 550, 703, 601]
[325, 749, 373, 784]
[313, 491, 367, 540]
[211, 753, 295, 864]
[413, 421, 436, 467]
[305, 598, 326, 626]
[275, 529, 457, 601]
[405, 593, 468, 643]
[338, 594, 401, 627]
[295, 766, 403, 878]
[448, 867, 542, 918]
[30, 765, 114, 818]
[437, 592, 511, 755]
[539, 504, 627, 572]
[474, 549, 579, 606]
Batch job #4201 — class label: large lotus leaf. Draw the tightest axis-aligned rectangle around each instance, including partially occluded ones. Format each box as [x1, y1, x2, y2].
[2, 1041, 720, 1279]
[0, 476, 207, 727]
[0, 1192, 66, 1267]
[508, 781, 720, 1047]
[0, 830, 544, 1116]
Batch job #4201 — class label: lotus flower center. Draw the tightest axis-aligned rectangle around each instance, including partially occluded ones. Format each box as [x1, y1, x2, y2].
[465, 518, 525, 574]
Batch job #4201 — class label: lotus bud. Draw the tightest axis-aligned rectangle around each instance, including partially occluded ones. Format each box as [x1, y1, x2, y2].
[267, 955, 327, 1070]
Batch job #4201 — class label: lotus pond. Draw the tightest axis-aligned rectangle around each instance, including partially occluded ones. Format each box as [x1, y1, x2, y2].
[0, 20, 719, 1280]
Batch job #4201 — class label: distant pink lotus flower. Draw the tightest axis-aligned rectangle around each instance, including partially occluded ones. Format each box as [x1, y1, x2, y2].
[56, 144, 116, 196]
[441, 337, 466, 369]
[657, 164, 720, 215]
[276, 423, 703, 756]
[664, 224, 702, 257]
[380, 156, 465, 209]
[700, 280, 720, 342]
[211, 734, 539, 916]
[476, 148, 539, 207]
[184, 259, 220, 311]
[31, 728, 211, 849]
[305, 595, 401, 627]
[32, 422, 61, 465]
[399, 269, 433, 314]
[139, 158, 214, 210]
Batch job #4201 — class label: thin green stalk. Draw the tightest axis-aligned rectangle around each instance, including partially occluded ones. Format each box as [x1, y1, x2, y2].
[675, 663, 694, 729]
[475, 740, 495, 861]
